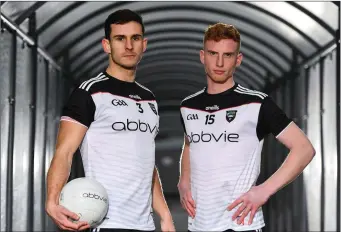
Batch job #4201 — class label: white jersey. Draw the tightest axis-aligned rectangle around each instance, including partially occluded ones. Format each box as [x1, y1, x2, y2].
[180, 83, 292, 231]
[61, 71, 159, 230]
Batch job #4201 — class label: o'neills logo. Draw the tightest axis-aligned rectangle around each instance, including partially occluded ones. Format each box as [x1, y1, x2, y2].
[82, 193, 108, 203]
[129, 94, 141, 100]
[205, 105, 219, 111]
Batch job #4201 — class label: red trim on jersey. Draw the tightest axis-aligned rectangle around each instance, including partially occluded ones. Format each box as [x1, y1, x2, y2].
[91, 91, 156, 102]
[60, 116, 88, 128]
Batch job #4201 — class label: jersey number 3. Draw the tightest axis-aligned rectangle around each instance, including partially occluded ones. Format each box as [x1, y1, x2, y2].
[205, 114, 215, 125]
[136, 103, 144, 113]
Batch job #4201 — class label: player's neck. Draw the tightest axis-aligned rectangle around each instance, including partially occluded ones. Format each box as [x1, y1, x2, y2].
[106, 61, 136, 83]
[206, 76, 235, 94]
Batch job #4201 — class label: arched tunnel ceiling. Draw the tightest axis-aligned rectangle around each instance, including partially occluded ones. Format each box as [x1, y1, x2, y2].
[1, 1, 339, 148]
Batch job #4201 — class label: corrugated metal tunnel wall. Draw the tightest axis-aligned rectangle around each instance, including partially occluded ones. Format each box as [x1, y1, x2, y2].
[259, 47, 340, 232]
[0, 1, 340, 232]
[0, 29, 72, 231]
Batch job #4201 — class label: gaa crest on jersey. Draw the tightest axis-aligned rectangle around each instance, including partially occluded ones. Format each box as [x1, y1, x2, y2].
[226, 110, 237, 122]
[148, 103, 158, 115]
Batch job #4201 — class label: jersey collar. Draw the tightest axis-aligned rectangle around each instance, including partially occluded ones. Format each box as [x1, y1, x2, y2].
[103, 70, 137, 86]
[204, 81, 238, 97]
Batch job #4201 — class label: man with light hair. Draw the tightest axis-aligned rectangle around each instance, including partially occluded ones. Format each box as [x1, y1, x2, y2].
[178, 23, 315, 232]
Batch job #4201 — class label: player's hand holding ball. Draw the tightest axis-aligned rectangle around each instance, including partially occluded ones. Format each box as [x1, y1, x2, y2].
[46, 177, 109, 231]
[46, 202, 89, 231]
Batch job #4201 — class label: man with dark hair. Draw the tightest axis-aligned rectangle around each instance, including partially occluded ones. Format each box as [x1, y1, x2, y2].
[45, 9, 175, 232]
[104, 9, 145, 39]
[178, 23, 315, 231]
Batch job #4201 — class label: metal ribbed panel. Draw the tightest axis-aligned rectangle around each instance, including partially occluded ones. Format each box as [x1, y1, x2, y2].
[321, 50, 338, 231]
[12, 36, 31, 232]
[0, 29, 13, 232]
[0, 30, 59, 232]
[44, 65, 59, 231]
[306, 62, 322, 231]
[32, 55, 48, 231]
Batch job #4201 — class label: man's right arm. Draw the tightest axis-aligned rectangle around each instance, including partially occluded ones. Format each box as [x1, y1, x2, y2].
[178, 107, 196, 217]
[46, 120, 87, 208]
[45, 120, 90, 231]
[46, 87, 95, 231]
[178, 135, 196, 218]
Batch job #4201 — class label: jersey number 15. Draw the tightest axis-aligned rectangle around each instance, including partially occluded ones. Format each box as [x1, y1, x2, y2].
[205, 114, 215, 125]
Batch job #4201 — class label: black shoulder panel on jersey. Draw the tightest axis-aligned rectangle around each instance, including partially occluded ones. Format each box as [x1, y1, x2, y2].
[77, 72, 110, 94]
[78, 72, 156, 101]
[181, 85, 267, 113]
[135, 82, 156, 101]
[256, 96, 292, 140]
[232, 85, 268, 104]
[181, 89, 206, 108]
[62, 87, 96, 127]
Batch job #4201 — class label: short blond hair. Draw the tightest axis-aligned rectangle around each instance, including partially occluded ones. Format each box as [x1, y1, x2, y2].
[204, 23, 241, 52]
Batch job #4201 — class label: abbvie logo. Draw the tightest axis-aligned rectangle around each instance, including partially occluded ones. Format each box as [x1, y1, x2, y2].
[112, 99, 128, 106]
[187, 131, 239, 143]
[82, 193, 108, 203]
[112, 119, 159, 134]
[187, 114, 199, 120]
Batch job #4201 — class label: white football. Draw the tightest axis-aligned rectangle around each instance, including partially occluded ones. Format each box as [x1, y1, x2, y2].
[59, 177, 109, 227]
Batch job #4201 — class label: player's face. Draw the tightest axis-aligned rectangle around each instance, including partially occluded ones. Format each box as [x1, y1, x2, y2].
[200, 39, 242, 83]
[102, 21, 147, 70]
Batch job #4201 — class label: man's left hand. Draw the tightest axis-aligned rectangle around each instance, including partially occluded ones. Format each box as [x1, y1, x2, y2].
[227, 185, 270, 225]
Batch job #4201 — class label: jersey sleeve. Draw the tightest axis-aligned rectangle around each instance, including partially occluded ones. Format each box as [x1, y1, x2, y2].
[61, 87, 96, 127]
[180, 108, 187, 135]
[256, 96, 292, 140]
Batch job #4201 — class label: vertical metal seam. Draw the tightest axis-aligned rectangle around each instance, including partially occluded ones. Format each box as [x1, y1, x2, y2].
[304, 67, 309, 134]
[41, 60, 49, 231]
[319, 57, 325, 232]
[298, 66, 305, 231]
[289, 71, 297, 231]
[336, 11, 340, 232]
[0, 22, 4, 230]
[0, 25, 2, 232]
[27, 12, 37, 232]
[289, 50, 299, 231]
[281, 84, 288, 232]
[303, 66, 310, 231]
[6, 30, 16, 232]
[274, 91, 280, 231]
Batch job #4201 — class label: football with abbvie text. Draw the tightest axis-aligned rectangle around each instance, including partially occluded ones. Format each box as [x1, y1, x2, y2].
[59, 177, 109, 227]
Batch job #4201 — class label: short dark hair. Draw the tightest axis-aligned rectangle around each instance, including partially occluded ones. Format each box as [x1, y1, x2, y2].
[104, 9, 145, 39]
